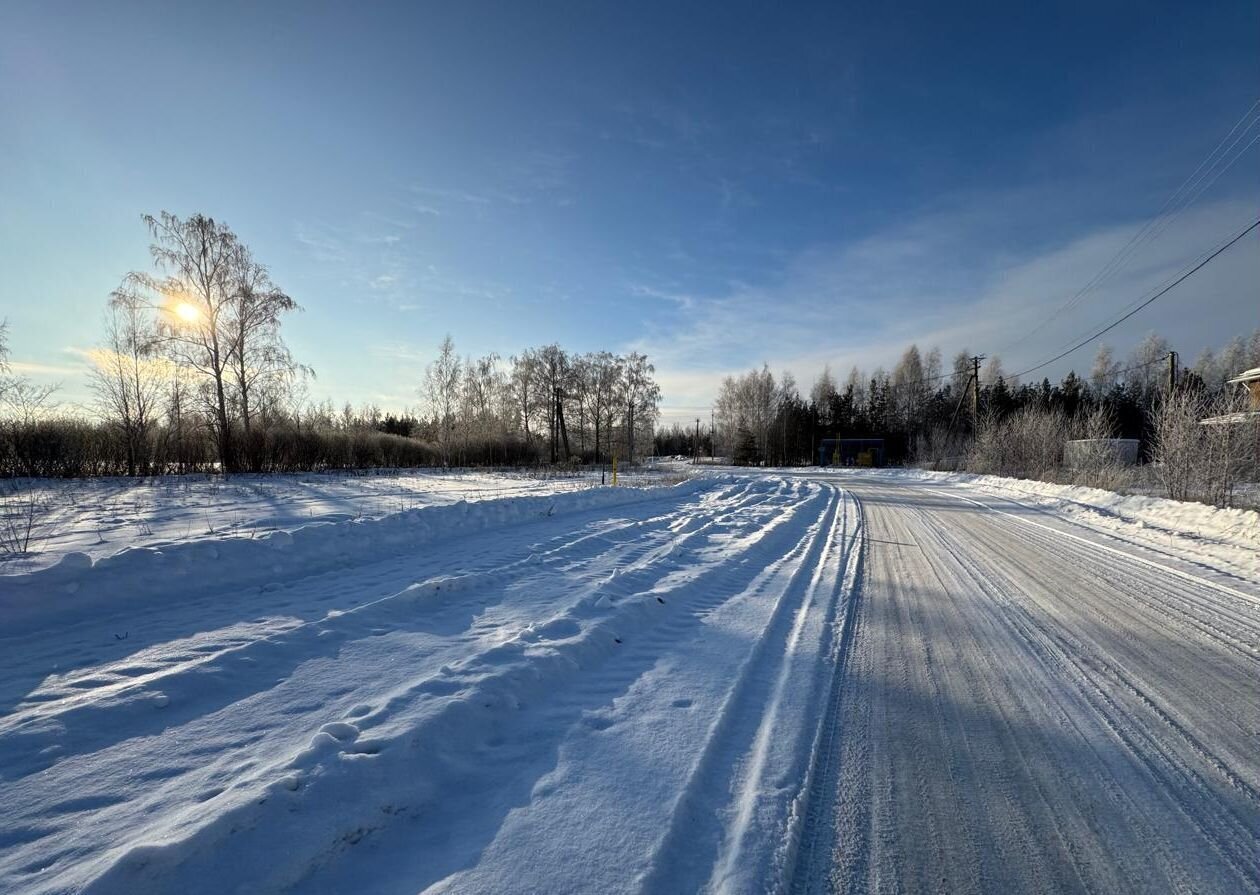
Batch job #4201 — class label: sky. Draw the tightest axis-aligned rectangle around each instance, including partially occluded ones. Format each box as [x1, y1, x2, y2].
[2, 1, 1258, 426]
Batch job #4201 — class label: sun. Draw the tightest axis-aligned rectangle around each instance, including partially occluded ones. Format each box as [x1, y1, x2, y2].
[173, 301, 201, 323]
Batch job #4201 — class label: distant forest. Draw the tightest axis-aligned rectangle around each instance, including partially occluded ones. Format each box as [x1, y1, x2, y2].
[654, 331, 1259, 509]
[655, 332, 1260, 467]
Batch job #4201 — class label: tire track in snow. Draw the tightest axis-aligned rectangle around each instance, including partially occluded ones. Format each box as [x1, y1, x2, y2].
[787, 493, 868, 895]
[810, 477, 1260, 895]
[0, 481, 747, 745]
[950, 505, 1260, 811]
[47, 479, 828, 895]
[635, 484, 860, 893]
[938, 517, 1260, 889]
[2, 480, 781, 892]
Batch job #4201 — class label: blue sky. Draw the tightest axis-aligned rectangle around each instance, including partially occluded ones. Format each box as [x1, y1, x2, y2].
[2, 1, 1257, 423]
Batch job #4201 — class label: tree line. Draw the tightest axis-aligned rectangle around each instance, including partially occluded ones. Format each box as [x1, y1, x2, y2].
[0, 212, 661, 478]
[700, 330, 1260, 507]
[419, 336, 661, 470]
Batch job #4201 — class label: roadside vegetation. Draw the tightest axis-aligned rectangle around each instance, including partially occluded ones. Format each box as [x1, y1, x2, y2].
[0, 212, 661, 480]
[670, 332, 1260, 509]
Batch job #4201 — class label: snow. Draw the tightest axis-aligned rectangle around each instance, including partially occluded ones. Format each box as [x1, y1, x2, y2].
[792, 472, 1260, 893]
[0, 475, 864, 893]
[0, 468, 636, 576]
[849, 467, 1260, 582]
[2, 467, 1258, 893]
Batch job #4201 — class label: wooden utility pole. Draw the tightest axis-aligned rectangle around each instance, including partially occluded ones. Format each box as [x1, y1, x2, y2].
[694, 417, 700, 465]
[971, 354, 985, 431]
[1168, 351, 1178, 394]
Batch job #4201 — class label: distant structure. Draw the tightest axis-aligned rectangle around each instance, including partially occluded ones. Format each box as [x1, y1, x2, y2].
[1201, 367, 1260, 426]
[1063, 438, 1140, 468]
[1229, 367, 1260, 409]
[818, 437, 885, 467]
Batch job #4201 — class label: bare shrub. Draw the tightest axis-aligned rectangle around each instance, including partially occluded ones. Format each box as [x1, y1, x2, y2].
[1152, 389, 1205, 502]
[0, 481, 47, 559]
[1013, 407, 1066, 481]
[911, 425, 968, 471]
[1067, 405, 1132, 491]
[967, 411, 1009, 476]
[1153, 388, 1258, 508]
[1201, 389, 1257, 509]
[967, 407, 1066, 480]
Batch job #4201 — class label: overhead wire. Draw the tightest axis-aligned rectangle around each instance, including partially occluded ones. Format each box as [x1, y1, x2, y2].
[1001, 97, 1260, 355]
[1008, 216, 1260, 381]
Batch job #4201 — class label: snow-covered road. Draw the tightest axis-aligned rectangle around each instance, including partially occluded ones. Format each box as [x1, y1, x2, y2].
[2, 471, 1258, 893]
[794, 474, 1260, 895]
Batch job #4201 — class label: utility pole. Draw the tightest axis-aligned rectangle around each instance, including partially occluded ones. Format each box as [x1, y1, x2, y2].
[710, 409, 715, 460]
[694, 417, 700, 465]
[971, 354, 985, 432]
[1168, 351, 1178, 394]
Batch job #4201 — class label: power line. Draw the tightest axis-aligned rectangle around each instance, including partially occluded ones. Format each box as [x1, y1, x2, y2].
[944, 370, 975, 436]
[1018, 100, 1260, 349]
[1106, 353, 1171, 380]
[1002, 97, 1260, 354]
[1049, 124, 1260, 352]
[1063, 102, 1260, 307]
[1009, 216, 1260, 380]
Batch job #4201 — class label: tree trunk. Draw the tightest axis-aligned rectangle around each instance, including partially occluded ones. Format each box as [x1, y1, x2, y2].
[627, 404, 634, 466]
[214, 377, 232, 474]
[125, 431, 136, 478]
[558, 389, 571, 460]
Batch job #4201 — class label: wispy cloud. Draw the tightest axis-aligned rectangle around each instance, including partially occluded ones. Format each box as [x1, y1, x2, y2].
[371, 342, 430, 363]
[627, 283, 696, 311]
[9, 359, 83, 376]
[410, 185, 495, 207]
[294, 225, 348, 264]
[409, 151, 576, 213]
[608, 98, 713, 152]
[643, 192, 1260, 417]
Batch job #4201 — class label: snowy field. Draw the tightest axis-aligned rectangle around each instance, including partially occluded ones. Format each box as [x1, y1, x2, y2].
[1, 468, 1258, 893]
[0, 468, 677, 575]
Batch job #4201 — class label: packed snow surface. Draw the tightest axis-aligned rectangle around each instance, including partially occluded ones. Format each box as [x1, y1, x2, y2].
[875, 467, 1260, 581]
[2, 468, 1259, 893]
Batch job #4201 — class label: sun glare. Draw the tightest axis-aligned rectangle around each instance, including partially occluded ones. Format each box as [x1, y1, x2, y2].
[173, 301, 201, 323]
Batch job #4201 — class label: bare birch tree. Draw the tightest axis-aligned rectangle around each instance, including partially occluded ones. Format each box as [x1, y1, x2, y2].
[424, 335, 462, 465]
[225, 244, 302, 466]
[620, 352, 660, 465]
[91, 293, 165, 475]
[115, 212, 242, 471]
[584, 352, 622, 464]
[1089, 343, 1120, 395]
[509, 350, 541, 443]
